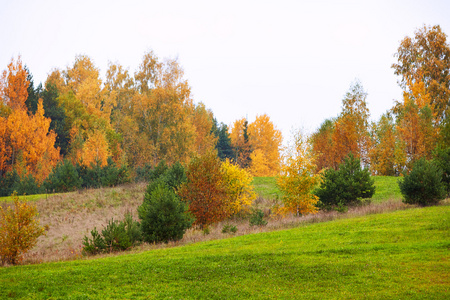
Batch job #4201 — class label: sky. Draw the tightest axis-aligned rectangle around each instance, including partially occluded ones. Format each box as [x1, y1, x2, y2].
[1, 0, 449, 143]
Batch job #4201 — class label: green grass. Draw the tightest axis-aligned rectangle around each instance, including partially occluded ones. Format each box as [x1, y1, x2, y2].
[253, 176, 403, 203]
[0, 193, 55, 203]
[1, 205, 448, 299]
[371, 176, 402, 202]
[252, 176, 281, 199]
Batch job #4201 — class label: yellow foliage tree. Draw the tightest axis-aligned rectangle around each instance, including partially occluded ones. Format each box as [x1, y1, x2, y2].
[81, 131, 110, 167]
[249, 149, 270, 176]
[248, 114, 283, 176]
[191, 102, 217, 156]
[221, 159, 256, 216]
[277, 130, 321, 217]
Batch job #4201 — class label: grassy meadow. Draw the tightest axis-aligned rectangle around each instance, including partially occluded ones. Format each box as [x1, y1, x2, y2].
[1, 205, 448, 299]
[0, 176, 410, 265]
[0, 176, 448, 299]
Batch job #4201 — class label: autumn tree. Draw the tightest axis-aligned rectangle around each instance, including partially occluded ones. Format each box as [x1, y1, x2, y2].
[52, 55, 122, 167]
[131, 52, 196, 166]
[248, 114, 283, 176]
[369, 113, 398, 176]
[395, 97, 437, 171]
[392, 25, 450, 125]
[331, 81, 371, 168]
[0, 58, 60, 181]
[191, 102, 218, 156]
[310, 118, 335, 171]
[229, 118, 252, 168]
[0, 56, 29, 111]
[221, 159, 256, 216]
[249, 149, 270, 176]
[179, 152, 228, 227]
[277, 130, 321, 216]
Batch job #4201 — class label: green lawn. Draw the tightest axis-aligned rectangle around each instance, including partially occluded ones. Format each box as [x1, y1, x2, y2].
[1, 205, 448, 299]
[371, 176, 402, 202]
[252, 176, 281, 199]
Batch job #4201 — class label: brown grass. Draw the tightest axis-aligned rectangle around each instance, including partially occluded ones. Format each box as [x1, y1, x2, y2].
[0, 183, 433, 266]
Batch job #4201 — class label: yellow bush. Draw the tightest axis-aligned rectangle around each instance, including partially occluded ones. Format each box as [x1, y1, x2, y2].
[0, 192, 46, 265]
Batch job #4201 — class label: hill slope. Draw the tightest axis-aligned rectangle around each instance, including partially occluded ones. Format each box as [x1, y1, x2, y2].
[1, 205, 448, 299]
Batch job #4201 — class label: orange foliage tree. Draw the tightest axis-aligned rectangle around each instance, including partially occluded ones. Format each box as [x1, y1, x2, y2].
[229, 118, 251, 168]
[392, 25, 450, 125]
[0, 57, 60, 181]
[191, 102, 217, 156]
[0, 56, 29, 111]
[178, 152, 228, 227]
[310, 119, 335, 171]
[311, 81, 371, 171]
[248, 114, 283, 176]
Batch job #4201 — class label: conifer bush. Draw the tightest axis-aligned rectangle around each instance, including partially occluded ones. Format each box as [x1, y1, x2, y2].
[139, 181, 194, 243]
[315, 154, 375, 208]
[82, 213, 141, 255]
[44, 159, 82, 193]
[398, 158, 446, 206]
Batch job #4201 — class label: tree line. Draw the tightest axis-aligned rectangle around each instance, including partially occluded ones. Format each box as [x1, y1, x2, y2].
[0, 51, 282, 194]
[0, 24, 449, 195]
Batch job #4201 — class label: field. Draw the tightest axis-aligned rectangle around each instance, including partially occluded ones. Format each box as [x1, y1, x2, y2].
[1, 176, 448, 299]
[1, 205, 449, 299]
[0, 176, 407, 264]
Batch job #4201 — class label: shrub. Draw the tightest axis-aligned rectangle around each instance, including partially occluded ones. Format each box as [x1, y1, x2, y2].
[0, 170, 20, 197]
[82, 213, 141, 255]
[101, 219, 133, 252]
[249, 209, 268, 227]
[138, 181, 194, 243]
[76, 158, 130, 189]
[0, 192, 46, 265]
[315, 154, 375, 208]
[399, 158, 446, 206]
[100, 158, 130, 187]
[222, 224, 238, 234]
[0, 170, 42, 196]
[44, 159, 82, 193]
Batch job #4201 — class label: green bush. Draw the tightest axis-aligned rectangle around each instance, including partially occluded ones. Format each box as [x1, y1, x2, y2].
[315, 154, 375, 208]
[222, 224, 238, 234]
[44, 159, 82, 193]
[82, 213, 141, 255]
[0, 170, 43, 196]
[138, 181, 194, 243]
[76, 158, 130, 189]
[249, 209, 268, 227]
[398, 158, 446, 206]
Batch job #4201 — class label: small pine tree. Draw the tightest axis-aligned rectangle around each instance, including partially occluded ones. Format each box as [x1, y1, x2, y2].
[315, 153, 375, 207]
[399, 158, 446, 206]
[139, 181, 194, 243]
[44, 159, 81, 193]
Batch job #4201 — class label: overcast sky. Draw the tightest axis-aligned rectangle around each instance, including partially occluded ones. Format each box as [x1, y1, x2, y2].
[1, 0, 449, 143]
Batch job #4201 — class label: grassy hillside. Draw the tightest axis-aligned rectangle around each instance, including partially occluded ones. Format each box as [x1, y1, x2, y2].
[253, 176, 402, 202]
[1, 205, 448, 299]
